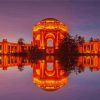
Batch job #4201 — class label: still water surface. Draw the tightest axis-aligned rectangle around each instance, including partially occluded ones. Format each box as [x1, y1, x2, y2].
[0, 56, 100, 100]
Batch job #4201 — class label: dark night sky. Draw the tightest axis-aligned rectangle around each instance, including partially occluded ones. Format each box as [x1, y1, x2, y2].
[0, 0, 100, 43]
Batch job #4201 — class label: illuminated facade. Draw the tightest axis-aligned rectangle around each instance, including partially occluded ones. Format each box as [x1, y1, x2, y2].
[32, 18, 68, 53]
[0, 18, 99, 54]
[78, 39, 100, 54]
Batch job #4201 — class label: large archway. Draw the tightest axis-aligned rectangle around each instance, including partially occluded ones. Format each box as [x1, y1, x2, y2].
[45, 33, 55, 53]
[46, 38, 55, 54]
[47, 39, 54, 47]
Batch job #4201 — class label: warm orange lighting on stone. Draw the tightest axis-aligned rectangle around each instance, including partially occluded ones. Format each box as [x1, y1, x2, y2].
[0, 18, 99, 55]
[78, 39, 100, 54]
[32, 18, 69, 53]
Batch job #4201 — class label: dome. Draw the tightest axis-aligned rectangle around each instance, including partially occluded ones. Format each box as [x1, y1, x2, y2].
[32, 18, 68, 32]
[42, 18, 59, 21]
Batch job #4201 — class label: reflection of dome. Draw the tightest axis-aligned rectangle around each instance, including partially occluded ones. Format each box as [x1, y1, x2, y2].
[33, 77, 68, 91]
[32, 58, 68, 91]
[32, 18, 68, 32]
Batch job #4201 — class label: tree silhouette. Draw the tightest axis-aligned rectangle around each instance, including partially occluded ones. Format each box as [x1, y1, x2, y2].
[89, 37, 93, 42]
[58, 34, 79, 56]
[75, 35, 85, 45]
[18, 38, 25, 45]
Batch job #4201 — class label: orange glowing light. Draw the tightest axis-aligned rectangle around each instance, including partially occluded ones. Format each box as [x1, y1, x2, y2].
[32, 18, 69, 54]
[32, 57, 68, 91]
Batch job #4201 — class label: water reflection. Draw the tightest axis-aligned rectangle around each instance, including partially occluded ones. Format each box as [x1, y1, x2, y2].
[78, 56, 100, 71]
[0, 55, 100, 91]
[32, 56, 68, 91]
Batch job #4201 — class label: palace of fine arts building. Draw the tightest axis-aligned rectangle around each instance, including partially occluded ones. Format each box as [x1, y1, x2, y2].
[0, 18, 100, 55]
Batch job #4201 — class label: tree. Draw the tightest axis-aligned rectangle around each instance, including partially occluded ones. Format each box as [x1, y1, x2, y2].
[89, 37, 93, 42]
[17, 38, 28, 56]
[28, 45, 45, 59]
[18, 64, 24, 71]
[75, 35, 85, 45]
[18, 38, 25, 45]
[58, 34, 79, 56]
[58, 34, 85, 74]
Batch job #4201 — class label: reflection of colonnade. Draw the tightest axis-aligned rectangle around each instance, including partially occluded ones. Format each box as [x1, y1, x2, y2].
[78, 56, 100, 70]
[0, 56, 100, 71]
[0, 56, 100, 91]
[0, 56, 31, 70]
[0, 56, 68, 91]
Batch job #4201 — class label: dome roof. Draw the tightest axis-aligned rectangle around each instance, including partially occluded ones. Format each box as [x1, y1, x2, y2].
[42, 18, 59, 22]
[32, 18, 68, 32]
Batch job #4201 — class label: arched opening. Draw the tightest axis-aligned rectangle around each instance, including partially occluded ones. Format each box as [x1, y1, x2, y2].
[47, 62, 53, 71]
[47, 39, 54, 47]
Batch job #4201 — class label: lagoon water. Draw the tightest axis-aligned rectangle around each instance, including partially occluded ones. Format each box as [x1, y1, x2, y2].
[0, 56, 100, 100]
